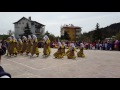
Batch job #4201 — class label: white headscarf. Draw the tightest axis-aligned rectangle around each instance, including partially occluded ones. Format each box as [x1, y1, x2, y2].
[32, 35, 37, 40]
[58, 42, 62, 48]
[43, 36, 47, 41]
[70, 43, 75, 51]
[23, 36, 27, 40]
[28, 35, 32, 40]
[44, 35, 49, 40]
[18, 39, 22, 43]
[62, 42, 65, 46]
[80, 43, 84, 48]
[8, 37, 12, 41]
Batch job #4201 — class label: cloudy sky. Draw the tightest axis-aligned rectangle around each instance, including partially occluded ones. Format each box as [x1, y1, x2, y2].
[0, 12, 120, 36]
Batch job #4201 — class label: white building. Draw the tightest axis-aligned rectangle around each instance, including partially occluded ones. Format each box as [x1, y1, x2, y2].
[13, 16, 45, 39]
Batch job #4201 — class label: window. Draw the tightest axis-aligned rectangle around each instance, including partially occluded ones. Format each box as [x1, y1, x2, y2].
[31, 22, 34, 25]
[19, 22, 21, 24]
[22, 22, 24, 24]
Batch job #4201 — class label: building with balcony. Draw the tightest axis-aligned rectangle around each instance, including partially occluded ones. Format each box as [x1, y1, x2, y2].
[13, 16, 45, 39]
[60, 24, 82, 41]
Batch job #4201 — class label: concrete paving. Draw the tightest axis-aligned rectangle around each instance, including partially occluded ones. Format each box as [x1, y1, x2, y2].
[1, 48, 120, 78]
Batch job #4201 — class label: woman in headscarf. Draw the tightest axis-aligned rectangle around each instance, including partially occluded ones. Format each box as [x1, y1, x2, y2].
[77, 42, 85, 57]
[54, 41, 63, 58]
[21, 36, 27, 54]
[8, 36, 16, 56]
[26, 35, 32, 55]
[67, 43, 77, 59]
[44, 35, 51, 55]
[43, 36, 49, 56]
[6, 36, 12, 56]
[31, 35, 40, 57]
[12, 37, 18, 56]
[17, 39, 23, 54]
[61, 41, 66, 56]
[65, 42, 72, 56]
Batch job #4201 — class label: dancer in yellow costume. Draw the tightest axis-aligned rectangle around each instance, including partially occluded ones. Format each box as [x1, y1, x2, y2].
[31, 35, 40, 57]
[77, 43, 85, 57]
[54, 41, 63, 58]
[65, 43, 72, 56]
[67, 43, 77, 59]
[44, 35, 51, 55]
[21, 36, 27, 54]
[61, 41, 66, 56]
[12, 37, 18, 56]
[17, 39, 23, 54]
[26, 35, 32, 55]
[43, 36, 49, 56]
[6, 36, 12, 56]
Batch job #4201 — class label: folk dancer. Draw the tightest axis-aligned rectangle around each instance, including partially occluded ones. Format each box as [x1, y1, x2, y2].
[6, 37, 12, 56]
[21, 36, 27, 55]
[54, 41, 63, 59]
[44, 35, 51, 55]
[77, 42, 85, 57]
[61, 41, 66, 56]
[31, 35, 40, 57]
[43, 36, 49, 57]
[17, 39, 23, 54]
[26, 35, 32, 55]
[67, 43, 77, 59]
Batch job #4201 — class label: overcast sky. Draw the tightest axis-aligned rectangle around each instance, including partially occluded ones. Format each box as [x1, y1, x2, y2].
[0, 12, 120, 36]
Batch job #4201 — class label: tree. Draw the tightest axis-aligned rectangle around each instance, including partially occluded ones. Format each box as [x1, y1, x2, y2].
[115, 32, 120, 40]
[92, 23, 102, 42]
[23, 23, 32, 37]
[44, 31, 56, 41]
[8, 30, 14, 36]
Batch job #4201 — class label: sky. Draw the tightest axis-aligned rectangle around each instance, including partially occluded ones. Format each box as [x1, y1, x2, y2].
[0, 12, 120, 36]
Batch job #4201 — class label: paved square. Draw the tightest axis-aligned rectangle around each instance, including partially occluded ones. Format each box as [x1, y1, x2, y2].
[1, 48, 120, 78]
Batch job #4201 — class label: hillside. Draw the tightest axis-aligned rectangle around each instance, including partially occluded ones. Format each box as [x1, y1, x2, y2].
[81, 22, 120, 41]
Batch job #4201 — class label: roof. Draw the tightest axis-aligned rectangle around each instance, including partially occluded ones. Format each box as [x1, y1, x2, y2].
[62, 26, 81, 29]
[13, 17, 45, 26]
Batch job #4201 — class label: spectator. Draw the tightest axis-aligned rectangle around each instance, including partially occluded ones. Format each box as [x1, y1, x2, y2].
[0, 42, 11, 78]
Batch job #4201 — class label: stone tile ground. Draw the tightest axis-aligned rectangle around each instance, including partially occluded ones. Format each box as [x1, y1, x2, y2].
[1, 48, 120, 78]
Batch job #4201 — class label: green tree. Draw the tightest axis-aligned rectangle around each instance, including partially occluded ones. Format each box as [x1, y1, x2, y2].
[44, 31, 56, 41]
[115, 32, 120, 40]
[23, 23, 32, 37]
[92, 23, 102, 42]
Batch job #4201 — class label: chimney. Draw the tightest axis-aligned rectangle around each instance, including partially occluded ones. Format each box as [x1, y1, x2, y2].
[29, 16, 31, 20]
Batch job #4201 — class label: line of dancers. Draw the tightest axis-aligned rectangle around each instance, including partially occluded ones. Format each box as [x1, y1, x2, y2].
[6, 34, 85, 59]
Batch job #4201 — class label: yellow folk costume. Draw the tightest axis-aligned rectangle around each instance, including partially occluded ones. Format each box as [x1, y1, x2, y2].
[6, 37, 12, 56]
[21, 36, 27, 54]
[43, 35, 51, 56]
[17, 39, 23, 54]
[31, 35, 40, 57]
[13, 38, 18, 56]
[61, 42, 65, 56]
[7, 36, 18, 56]
[26, 35, 32, 55]
[77, 43, 85, 57]
[67, 43, 77, 59]
[54, 42, 63, 58]
[65, 43, 72, 56]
